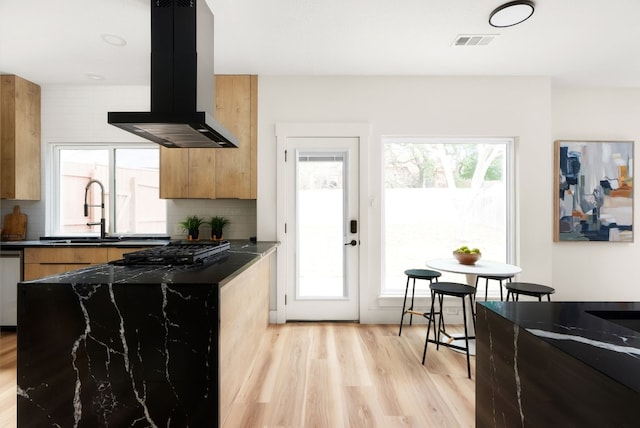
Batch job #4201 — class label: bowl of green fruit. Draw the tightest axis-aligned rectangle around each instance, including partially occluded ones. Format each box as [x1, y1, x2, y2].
[453, 246, 481, 265]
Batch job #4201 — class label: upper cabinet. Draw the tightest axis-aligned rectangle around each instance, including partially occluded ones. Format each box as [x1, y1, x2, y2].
[214, 75, 258, 199]
[1, 75, 41, 200]
[159, 75, 257, 199]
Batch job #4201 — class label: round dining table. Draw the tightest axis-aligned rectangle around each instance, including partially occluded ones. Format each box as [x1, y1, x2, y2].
[425, 258, 522, 355]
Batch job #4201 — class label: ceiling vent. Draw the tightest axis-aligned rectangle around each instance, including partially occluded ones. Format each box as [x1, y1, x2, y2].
[453, 34, 497, 46]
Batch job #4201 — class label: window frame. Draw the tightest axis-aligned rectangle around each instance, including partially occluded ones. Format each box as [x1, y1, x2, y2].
[50, 142, 164, 237]
[381, 136, 516, 298]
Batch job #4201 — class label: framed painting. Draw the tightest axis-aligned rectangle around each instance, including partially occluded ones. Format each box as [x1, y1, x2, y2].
[554, 140, 634, 242]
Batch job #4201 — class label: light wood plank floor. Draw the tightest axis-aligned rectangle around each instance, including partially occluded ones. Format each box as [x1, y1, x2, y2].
[0, 324, 475, 427]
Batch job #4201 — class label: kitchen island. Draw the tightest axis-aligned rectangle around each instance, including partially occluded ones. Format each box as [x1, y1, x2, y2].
[16, 240, 277, 427]
[476, 301, 640, 427]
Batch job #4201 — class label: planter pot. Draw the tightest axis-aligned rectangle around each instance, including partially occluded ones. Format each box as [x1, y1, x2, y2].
[211, 229, 223, 241]
[188, 229, 200, 240]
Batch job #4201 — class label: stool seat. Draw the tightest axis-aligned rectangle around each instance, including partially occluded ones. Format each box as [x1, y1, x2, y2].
[404, 269, 441, 280]
[506, 282, 555, 301]
[475, 274, 514, 301]
[398, 269, 442, 336]
[430, 282, 475, 297]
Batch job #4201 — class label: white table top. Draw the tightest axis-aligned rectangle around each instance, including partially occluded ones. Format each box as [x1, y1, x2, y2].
[426, 258, 522, 277]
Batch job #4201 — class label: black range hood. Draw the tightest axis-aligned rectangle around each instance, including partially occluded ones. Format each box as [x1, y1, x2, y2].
[108, 0, 238, 148]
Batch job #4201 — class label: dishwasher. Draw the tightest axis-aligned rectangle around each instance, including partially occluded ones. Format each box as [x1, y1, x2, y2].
[0, 250, 22, 328]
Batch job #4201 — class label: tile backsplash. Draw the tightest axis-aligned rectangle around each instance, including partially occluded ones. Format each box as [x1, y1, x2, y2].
[167, 199, 257, 240]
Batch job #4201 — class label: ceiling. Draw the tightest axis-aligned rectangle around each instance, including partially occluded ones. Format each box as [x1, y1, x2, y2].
[1, 0, 639, 88]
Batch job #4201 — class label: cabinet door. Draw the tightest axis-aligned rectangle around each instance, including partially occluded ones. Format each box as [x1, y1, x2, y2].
[23, 247, 109, 281]
[215, 75, 257, 199]
[159, 146, 216, 199]
[159, 146, 190, 198]
[188, 148, 216, 198]
[1, 75, 41, 200]
[158, 74, 257, 199]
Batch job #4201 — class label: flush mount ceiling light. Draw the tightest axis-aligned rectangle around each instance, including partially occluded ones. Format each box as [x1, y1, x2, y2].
[100, 33, 127, 47]
[489, 1, 535, 28]
[85, 73, 105, 81]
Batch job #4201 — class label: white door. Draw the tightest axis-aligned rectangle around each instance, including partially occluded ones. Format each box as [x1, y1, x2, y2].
[284, 137, 360, 320]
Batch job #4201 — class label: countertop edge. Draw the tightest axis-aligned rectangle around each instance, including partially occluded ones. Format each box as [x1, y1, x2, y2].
[219, 245, 278, 288]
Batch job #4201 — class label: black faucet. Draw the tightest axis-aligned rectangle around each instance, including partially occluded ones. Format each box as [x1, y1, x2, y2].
[84, 179, 106, 239]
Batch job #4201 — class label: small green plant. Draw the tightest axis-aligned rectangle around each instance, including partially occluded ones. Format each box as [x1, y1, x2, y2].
[179, 215, 204, 239]
[208, 215, 230, 239]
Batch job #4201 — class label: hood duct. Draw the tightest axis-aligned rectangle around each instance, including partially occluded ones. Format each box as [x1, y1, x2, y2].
[108, 0, 238, 148]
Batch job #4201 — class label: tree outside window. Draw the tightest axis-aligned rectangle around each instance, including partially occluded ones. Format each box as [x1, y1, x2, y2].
[383, 138, 512, 294]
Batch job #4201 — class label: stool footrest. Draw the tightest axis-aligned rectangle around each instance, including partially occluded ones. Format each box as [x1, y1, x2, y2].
[426, 336, 476, 352]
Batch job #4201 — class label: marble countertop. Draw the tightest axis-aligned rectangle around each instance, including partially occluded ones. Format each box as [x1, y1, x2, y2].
[480, 301, 640, 392]
[1, 236, 172, 248]
[20, 240, 279, 287]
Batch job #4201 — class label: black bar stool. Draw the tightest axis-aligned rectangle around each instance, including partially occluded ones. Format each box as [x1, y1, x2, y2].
[422, 282, 476, 379]
[475, 274, 514, 301]
[506, 282, 555, 301]
[398, 269, 441, 336]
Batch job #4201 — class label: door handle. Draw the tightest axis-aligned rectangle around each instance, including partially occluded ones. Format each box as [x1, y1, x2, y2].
[344, 240, 358, 246]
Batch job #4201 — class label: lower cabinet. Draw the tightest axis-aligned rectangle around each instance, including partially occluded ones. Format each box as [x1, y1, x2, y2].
[23, 247, 146, 281]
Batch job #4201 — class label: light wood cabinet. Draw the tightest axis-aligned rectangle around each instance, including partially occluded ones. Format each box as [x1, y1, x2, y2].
[219, 251, 271, 424]
[159, 147, 216, 198]
[23, 246, 148, 280]
[159, 74, 257, 199]
[0, 75, 41, 200]
[24, 247, 109, 281]
[214, 74, 258, 199]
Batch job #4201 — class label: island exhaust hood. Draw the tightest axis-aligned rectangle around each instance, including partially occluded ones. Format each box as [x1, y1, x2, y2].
[108, 0, 238, 148]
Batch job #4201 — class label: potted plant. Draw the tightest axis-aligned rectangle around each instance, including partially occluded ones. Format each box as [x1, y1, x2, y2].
[179, 215, 204, 240]
[207, 215, 230, 240]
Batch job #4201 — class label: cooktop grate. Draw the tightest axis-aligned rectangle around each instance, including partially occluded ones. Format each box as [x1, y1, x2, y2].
[122, 240, 230, 265]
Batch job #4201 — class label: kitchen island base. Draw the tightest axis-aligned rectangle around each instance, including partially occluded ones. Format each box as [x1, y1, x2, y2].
[476, 301, 640, 428]
[16, 241, 276, 427]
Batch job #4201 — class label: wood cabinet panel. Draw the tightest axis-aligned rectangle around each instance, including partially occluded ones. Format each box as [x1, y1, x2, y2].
[158, 75, 257, 199]
[23, 247, 109, 281]
[24, 264, 94, 281]
[1, 75, 41, 200]
[219, 253, 270, 424]
[23, 247, 151, 281]
[159, 146, 190, 198]
[188, 148, 216, 198]
[24, 247, 108, 264]
[215, 75, 257, 199]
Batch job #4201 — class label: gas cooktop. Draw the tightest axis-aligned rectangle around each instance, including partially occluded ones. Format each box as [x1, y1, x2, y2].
[122, 240, 230, 265]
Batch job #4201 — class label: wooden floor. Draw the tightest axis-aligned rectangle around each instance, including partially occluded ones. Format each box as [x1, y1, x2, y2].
[0, 324, 475, 427]
[0, 332, 16, 428]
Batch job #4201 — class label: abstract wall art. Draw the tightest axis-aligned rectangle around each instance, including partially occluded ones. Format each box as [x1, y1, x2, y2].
[554, 140, 634, 242]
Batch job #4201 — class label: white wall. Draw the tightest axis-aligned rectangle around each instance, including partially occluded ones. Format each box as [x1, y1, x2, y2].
[552, 88, 640, 301]
[257, 76, 554, 322]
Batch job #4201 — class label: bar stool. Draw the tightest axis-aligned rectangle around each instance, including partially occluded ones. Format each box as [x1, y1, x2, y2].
[506, 282, 555, 301]
[398, 269, 441, 336]
[475, 274, 514, 301]
[422, 282, 476, 379]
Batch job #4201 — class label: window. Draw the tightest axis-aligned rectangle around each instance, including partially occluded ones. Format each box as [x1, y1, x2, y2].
[382, 137, 514, 296]
[51, 144, 167, 236]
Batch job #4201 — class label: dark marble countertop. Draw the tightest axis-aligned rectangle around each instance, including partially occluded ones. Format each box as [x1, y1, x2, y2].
[480, 301, 640, 392]
[20, 240, 279, 287]
[1, 235, 172, 248]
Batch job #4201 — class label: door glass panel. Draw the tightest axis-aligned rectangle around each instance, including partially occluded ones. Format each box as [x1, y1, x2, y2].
[297, 152, 346, 298]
